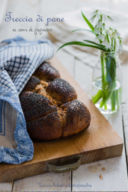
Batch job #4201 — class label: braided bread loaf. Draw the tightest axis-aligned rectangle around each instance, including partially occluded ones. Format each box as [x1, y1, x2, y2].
[20, 61, 91, 141]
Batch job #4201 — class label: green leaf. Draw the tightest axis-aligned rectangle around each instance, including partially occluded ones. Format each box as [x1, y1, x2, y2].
[83, 40, 107, 49]
[105, 54, 116, 84]
[107, 15, 113, 21]
[91, 10, 99, 21]
[91, 14, 96, 21]
[81, 11, 95, 32]
[57, 41, 107, 51]
[105, 32, 110, 43]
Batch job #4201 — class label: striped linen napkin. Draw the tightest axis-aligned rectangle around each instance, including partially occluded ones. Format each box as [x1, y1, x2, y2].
[0, 36, 54, 164]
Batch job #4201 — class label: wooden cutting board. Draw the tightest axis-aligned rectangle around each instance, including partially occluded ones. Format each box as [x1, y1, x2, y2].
[0, 57, 123, 182]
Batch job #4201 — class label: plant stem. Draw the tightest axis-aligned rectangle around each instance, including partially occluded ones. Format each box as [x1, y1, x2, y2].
[100, 52, 105, 89]
[92, 89, 102, 103]
[92, 51, 121, 112]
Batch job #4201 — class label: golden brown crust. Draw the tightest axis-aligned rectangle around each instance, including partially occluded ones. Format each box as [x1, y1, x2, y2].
[46, 78, 77, 104]
[20, 91, 57, 121]
[24, 76, 40, 91]
[61, 100, 91, 137]
[34, 61, 60, 81]
[27, 112, 63, 140]
[20, 61, 91, 141]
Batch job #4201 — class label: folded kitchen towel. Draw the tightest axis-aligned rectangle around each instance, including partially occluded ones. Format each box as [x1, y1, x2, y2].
[0, 36, 54, 164]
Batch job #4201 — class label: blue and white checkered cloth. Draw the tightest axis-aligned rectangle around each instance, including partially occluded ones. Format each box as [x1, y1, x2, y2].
[0, 36, 54, 164]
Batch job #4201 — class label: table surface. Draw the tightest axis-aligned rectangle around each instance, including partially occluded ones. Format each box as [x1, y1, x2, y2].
[0, 0, 128, 191]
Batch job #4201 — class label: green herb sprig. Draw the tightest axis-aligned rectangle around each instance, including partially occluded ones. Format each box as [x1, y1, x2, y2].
[58, 10, 122, 112]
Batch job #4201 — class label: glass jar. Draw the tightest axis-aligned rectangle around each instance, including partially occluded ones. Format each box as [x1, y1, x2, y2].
[92, 50, 122, 115]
